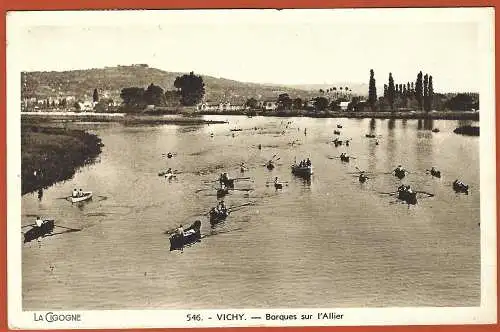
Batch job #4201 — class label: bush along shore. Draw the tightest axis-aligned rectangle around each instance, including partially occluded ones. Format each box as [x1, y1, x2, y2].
[21, 125, 103, 195]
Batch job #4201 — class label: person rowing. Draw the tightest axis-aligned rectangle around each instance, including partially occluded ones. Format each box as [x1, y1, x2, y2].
[359, 171, 368, 183]
[78, 188, 83, 197]
[35, 216, 43, 228]
[72, 188, 78, 198]
[306, 158, 311, 167]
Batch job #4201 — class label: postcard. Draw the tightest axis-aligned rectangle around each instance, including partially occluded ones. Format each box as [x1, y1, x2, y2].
[6, 8, 496, 329]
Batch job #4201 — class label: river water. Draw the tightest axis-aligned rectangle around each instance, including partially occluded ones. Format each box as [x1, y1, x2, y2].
[22, 116, 480, 309]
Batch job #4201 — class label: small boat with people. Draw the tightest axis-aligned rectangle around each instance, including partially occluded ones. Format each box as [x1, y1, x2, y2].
[429, 167, 441, 178]
[159, 168, 176, 179]
[291, 158, 313, 178]
[397, 185, 417, 205]
[219, 173, 235, 188]
[340, 153, 350, 163]
[71, 188, 92, 203]
[24, 218, 55, 243]
[274, 177, 283, 190]
[359, 172, 368, 183]
[432, 128, 440, 133]
[217, 186, 229, 198]
[337, 124, 343, 129]
[209, 201, 230, 226]
[393, 165, 407, 179]
[334, 130, 341, 135]
[366, 134, 376, 138]
[169, 220, 202, 251]
[453, 179, 469, 194]
[332, 138, 343, 147]
[266, 160, 275, 170]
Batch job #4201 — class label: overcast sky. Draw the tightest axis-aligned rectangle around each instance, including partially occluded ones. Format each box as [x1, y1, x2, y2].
[7, 8, 493, 92]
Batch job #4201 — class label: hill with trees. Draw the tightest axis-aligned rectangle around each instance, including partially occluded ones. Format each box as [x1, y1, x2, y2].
[21, 65, 321, 105]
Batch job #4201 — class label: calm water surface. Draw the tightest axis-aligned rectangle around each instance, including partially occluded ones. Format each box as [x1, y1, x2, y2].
[22, 116, 480, 309]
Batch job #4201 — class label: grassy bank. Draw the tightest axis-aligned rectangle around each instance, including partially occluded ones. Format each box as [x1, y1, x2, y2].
[21, 125, 103, 195]
[21, 113, 228, 125]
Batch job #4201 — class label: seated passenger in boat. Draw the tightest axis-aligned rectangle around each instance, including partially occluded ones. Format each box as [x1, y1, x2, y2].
[218, 200, 227, 213]
[78, 188, 83, 197]
[394, 165, 404, 173]
[177, 224, 184, 237]
[72, 188, 78, 198]
[306, 158, 311, 167]
[35, 216, 43, 227]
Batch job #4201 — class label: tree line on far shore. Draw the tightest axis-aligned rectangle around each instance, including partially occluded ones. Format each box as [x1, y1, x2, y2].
[119, 71, 205, 110]
[367, 69, 479, 112]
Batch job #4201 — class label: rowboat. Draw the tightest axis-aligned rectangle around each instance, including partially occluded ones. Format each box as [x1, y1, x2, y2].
[209, 208, 229, 226]
[274, 182, 283, 189]
[169, 220, 202, 251]
[430, 169, 441, 178]
[217, 187, 229, 197]
[334, 130, 341, 135]
[71, 192, 92, 203]
[291, 164, 313, 178]
[337, 124, 343, 128]
[397, 186, 417, 205]
[222, 178, 235, 188]
[394, 169, 406, 179]
[432, 128, 440, 133]
[24, 219, 55, 243]
[366, 134, 376, 138]
[453, 180, 469, 194]
[332, 139, 343, 147]
[266, 161, 275, 170]
[340, 155, 350, 162]
[359, 174, 368, 183]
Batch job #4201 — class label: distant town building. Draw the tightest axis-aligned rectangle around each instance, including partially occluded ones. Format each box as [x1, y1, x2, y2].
[339, 101, 350, 111]
[197, 101, 247, 112]
[260, 100, 278, 111]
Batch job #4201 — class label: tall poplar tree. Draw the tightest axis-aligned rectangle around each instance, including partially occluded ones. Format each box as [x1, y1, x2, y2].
[387, 73, 395, 110]
[423, 74, 429, 112]
[368, 69, 377, 111]
[415, 71, 423, 109]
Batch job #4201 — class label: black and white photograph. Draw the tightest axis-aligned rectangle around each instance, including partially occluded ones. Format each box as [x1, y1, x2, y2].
[7, 8, 496, 329]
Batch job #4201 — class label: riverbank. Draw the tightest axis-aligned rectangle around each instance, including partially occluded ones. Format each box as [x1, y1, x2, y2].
[194, 109, 480, 120]
[21, 112, 228, 125]
[21, 125, 103, 195]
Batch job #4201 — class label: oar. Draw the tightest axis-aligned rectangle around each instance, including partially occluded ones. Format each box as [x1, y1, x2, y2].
[54, 225, 82, 232]
[229, 202, 254, 210]
[234, 177, 251, 180]
[231, 188, 253, 192]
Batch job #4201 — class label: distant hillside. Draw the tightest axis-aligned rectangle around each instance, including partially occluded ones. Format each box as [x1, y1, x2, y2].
[21, 65, 327, 104]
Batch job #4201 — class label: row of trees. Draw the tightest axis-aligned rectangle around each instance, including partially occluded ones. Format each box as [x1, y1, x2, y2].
[120, 72, 205, 109]
[368, 69, 435, 112]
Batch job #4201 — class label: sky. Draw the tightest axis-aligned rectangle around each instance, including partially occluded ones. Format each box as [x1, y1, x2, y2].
[7, 8, 493, 92]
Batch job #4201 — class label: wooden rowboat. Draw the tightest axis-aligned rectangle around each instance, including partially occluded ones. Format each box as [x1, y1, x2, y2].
[453, 181, 469, 194]
[24, 219, 55, 243]
[291, 164, 313, 178]
[217, 187, 229, 197]
[397, 186, 417, 205]
[169, 220, 202, 251]
[71, 192, 92, 203]
[209, 208, 229, 226]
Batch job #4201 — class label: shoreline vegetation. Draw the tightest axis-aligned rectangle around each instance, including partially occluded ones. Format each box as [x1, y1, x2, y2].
[21, 108, 479, 121]
[21, 125, 103, 195]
